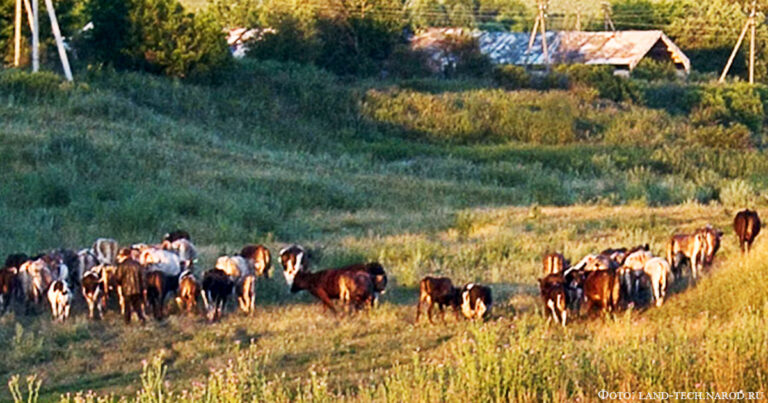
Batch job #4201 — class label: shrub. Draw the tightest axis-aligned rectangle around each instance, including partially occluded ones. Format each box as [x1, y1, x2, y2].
[492, 65, 530, 89]
[632, 58, 680, 82]
[386, 45, 432, 79]
[719, 179, 757, 207]
[685, 124, 753, 150]
[556, 64, 642, 103]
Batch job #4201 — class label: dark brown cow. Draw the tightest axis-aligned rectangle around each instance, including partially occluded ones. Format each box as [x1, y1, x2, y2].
[0, 267, 19, 315]
[415, 276, 461, 323]
[734, 209, 761, 253]
[542, 252, 568, 276]
[202, 268, 234, 322]
[583, 269, 620, 316]
[279, 245, 387, 314]
[460, 283, 492, 320]
[115, 259, 146, 324]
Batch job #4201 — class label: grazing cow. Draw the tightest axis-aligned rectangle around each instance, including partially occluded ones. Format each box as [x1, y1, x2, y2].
[0, 267, 19, 315]
[734, 209, 761, 253]
[697, 225, 723, 266]
[332, 262, 387, 303]
[115, 259, 146, 324]
[415, 276, 461, 323]
[81, 271, 103, 320]
[163, 230, 191, 243]
[539, 274, 567, 326]
[93, 238, 119, 265]
[162, 238, 198, 271]
[240, 245, 271, 278]
[460, 283, 492, 320]
[621, 250, 670, 307]
[202, 268, 234, 322]
[542, 252, 568, 276]
[339, 271, 375, 312]
[140, 248, 181, 277]
[47, 280, 72, 321]
[583, 269, 620, 316]
[236, 274, 257, 315]
[562, 268, 586, 314]
[176, 271, 201, 315]
[667, 232, 707, 282]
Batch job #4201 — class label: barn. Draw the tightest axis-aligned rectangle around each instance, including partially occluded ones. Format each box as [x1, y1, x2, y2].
[411, 28, 691, 76]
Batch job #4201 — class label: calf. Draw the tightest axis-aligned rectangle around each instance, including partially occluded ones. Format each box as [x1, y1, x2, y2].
[539, 274, 567, 326]
[202, 268, 234, 322]
[542, 252, 568, 276]
[460, 283, 492, 320]
[176, 271, 201, 315]
[734, 209, 761, 253]
[339, 271, 375, 312]
[47, 280, 72, 322]
[415, 276, 460, 323]
[583, 269, 620, 316]
[81, 271, 103, 320]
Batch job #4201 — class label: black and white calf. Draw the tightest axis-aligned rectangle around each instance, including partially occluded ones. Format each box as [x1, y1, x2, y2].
[81, 270, 104, 320]
[47, 280, 72, 321]
[460, 283, 492, 320]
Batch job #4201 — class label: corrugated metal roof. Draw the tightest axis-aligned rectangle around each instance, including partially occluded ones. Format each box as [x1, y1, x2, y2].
[412, 29, 691, 73]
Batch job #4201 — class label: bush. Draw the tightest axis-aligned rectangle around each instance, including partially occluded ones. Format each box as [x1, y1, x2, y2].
[492, 65, 530, 89]
[632, 58, 680, 82]
[556, 64, 642, 103]
[719, 179, 757, 207]
[386, 45, 432, 79]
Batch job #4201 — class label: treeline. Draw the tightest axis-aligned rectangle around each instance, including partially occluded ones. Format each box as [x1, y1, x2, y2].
[0, 0, 766, 80]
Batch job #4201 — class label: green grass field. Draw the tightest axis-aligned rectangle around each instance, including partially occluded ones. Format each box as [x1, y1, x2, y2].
[1, 62, 767, 401]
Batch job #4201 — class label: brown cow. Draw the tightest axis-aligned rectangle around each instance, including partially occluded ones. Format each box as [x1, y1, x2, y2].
[176, 271, 201, 315]
[539, 274, 567, 326]
[339, 271, 375, 312]
[666, 232, 707, 282]
[415, 276, 461, 323]
[240, 245, 271, 278]
[542, 252, 568, 276]
[734, 209, 761, 253]
[583, 269, 621, 316]
[697, 225, 723, 266]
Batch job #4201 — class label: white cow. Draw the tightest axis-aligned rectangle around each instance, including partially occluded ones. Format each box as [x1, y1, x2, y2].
[93, 238, 119, 265]
[140, 248, 181, 276]
[162, 239, 198, 270]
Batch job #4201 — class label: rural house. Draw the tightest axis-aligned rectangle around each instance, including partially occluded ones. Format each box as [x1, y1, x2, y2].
[411, 28, 691, 76]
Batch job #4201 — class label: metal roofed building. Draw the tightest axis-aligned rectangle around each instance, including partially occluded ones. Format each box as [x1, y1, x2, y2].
[412, 29, 691, 75]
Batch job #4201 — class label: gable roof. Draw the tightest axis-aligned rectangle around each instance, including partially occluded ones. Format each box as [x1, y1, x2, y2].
[413, 29, 691, 73]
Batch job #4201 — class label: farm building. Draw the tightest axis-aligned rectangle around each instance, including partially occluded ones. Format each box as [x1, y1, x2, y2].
[411, 28, 691, 75]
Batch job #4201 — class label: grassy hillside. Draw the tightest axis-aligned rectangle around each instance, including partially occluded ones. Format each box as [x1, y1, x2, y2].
[1, 62, 767, 401]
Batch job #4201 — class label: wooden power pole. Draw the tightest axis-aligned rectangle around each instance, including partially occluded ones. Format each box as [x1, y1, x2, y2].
[602, 1, 615, 31]
[12, 0, 73, 81]
[719, 0, 758, 84]
[527, 0, 550, 68]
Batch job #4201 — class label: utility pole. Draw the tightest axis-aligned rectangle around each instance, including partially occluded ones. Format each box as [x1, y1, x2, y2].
[575, 8, 582, 31]
[527, 0, 550, 68]
[602, 1, 615, 31]
[719, 0, 758, 84]
[11, 0, 72, 81]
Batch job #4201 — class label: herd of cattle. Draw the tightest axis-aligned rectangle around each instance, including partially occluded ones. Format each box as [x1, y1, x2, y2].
[535, 208, 761, 326]
[0, 209, 761, 326]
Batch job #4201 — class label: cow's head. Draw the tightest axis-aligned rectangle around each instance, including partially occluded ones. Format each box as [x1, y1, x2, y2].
[279, 245, 307, 288]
